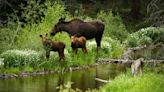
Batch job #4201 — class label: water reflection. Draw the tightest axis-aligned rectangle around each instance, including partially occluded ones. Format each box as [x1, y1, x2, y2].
[0, 64, 125, 92]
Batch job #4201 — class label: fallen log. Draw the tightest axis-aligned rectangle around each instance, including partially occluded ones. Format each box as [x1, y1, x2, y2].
[96, 58, 164, 64]
[95, 78, 112, 83]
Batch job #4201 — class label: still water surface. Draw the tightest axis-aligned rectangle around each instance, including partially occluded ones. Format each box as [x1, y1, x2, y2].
[0, 64, 125, 92]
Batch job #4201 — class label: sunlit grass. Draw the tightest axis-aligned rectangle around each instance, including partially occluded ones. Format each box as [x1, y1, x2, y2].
[100, 72, 164, 92]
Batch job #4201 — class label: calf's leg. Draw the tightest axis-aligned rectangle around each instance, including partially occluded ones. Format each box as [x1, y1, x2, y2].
[82, 47, 88, 54]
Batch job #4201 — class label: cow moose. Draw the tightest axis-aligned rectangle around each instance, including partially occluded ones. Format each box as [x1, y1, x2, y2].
[40, 33, 65, 61]
[71, 35, 87, 54]
[50, 18, 105, 52]
[131, 58, 144, 77]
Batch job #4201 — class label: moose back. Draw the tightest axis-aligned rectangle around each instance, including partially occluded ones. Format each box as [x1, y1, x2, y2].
[50, 18, 105, 50]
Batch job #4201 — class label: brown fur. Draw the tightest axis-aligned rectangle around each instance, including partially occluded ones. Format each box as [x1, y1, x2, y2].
[71, 35, 87, 54]
[50, 18, 105, 52]
[40, 34, 65, 61]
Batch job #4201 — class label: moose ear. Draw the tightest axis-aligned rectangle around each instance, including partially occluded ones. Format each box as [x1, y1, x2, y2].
[40, 35, 43, 38]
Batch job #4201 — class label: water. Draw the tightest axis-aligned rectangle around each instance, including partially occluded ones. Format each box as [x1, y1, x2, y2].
[0, 64, 125, 92]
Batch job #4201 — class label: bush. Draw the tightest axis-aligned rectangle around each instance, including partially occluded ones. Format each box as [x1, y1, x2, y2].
[15, 2, 68, 50]
[97, 11, 128, 41]
[0, 23, 20, 53]
[87, 37, 125, 58]
[0, 49, 41, 68]
[124, 27, 164, 47]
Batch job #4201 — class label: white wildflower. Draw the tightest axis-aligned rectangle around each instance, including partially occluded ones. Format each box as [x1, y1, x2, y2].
[0, 58, 4, 66]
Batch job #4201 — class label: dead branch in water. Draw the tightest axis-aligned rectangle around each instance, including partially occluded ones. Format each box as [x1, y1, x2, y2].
[95, 78, 112, 83]
[122, 43, 164, 60]
[96, 58, 164, 64]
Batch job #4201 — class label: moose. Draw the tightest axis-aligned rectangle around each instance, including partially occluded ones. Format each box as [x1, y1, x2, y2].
[50, 18, 105, 52]
[71, 35, 87, 54]
[40, 33, 65, 61]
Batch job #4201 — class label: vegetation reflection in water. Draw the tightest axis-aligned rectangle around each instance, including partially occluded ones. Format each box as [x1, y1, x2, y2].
[0, 64, 124, 92]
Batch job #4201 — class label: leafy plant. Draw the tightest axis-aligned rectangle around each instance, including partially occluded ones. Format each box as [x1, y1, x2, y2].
[97, 11, 129, 41]
[124, 27, 164, 47]
[0, 49, 41, 68]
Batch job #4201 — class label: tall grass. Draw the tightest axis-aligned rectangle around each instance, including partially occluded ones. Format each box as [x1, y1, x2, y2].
[15, 2, 68, 50]
[100, 72, 164, 92]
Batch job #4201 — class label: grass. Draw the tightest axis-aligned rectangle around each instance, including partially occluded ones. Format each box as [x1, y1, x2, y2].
[100, 72, 164, 92]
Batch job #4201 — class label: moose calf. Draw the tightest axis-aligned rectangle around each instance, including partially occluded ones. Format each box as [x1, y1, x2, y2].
[40, 33, 65, 61]
[71, 35, 87, 54]
[131, 58, 144, 77]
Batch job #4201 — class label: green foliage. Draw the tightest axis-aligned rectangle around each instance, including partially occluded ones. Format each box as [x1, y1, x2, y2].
[87, 37, 125, 58]
[0, 0, 46, 53]
[0, 21, 21, 53]
[19, 0, 46, 24]
[0, 58, 4, 70]
[0, 49, 41, 68]
[124, 27, 164, 47]
[97, 11, 128, 41]
[16, 2, 67, 50]
[0, 1, 126, 71]
[101, 72, 164, 92]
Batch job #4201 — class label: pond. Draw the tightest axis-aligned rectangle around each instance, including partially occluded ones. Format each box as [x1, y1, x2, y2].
[0, 63, 125, 92]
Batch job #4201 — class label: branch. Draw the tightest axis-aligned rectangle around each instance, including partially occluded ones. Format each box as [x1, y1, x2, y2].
[95, 78, 112, 83]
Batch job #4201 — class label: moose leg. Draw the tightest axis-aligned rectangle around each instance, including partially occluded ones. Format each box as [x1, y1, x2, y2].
[61, 52, 65, 61]
[46, 51, 50, 59]
[75, 49, 78, 54]
[95, 38, 101, 58]
[58, 52, 63, 61]
[72, 47, 78, 54]
[96, 36, 102, 53]
[82, 47, 88, 54]
[73, 48, 78, 54]
[58, 50, 65, 61]
[58, 52, 62, 61]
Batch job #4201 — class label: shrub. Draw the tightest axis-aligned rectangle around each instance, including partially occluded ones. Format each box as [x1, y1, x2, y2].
[97, 11, 128, 41]
[87, 37, 125, 58]
[124, 27, 164, 47]
[15, 2, 69, 50]
[124, 34, 152, 47]
[0, 22, 20, 54]
[0, 49, 41, 68]
[0, 58, 4, 68]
